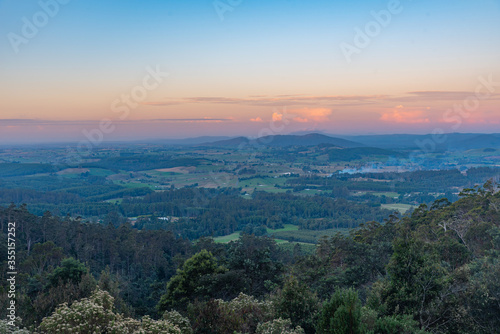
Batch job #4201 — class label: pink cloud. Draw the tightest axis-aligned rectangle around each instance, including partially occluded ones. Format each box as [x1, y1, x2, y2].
[380, 105, 430, 124]
[272, 112, 283, 121]
[290, 107, 332, 122]
[293, 117, 309, 123]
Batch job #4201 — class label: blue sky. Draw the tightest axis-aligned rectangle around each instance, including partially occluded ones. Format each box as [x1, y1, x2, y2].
[0, 0, 499, 142]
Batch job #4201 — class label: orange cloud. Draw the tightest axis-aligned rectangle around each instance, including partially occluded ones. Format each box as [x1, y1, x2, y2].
[272, 112, 283, 121]
[144, 94, 387, 108]
[293, 117, 309, 123]
[250, 117, 264, 122]
[380, 106, 430, 124]
[290, 108, 332, 122]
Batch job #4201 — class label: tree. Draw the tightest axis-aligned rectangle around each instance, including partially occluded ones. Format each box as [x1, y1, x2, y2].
[157, 250, 225, 312]
[464, 256, 500, 333]
[188, 293, 274, 334]
[316, 288, 362, 334]
[0, 319, 30, 334]
[272, 276, 319, 334]
[37, 289, 182, 334]
[227, 234, 283, 296]
[163, 310, 193, 334]
[360, 307, 429, 334]
[48, 257, 88, 287]
[256, 318, 305, 334]
[21, 241, 63, 276]
[381, 234, 451, 331]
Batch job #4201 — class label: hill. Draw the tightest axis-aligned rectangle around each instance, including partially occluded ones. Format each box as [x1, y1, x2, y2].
[451, 133, 500, 150]
[338, 133, 500, 150]
[200, 133, 364, 148]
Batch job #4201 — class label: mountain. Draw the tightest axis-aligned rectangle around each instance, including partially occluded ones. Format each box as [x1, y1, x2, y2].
[145, 136, 233, 145]
[197, 137, 250, 147]
[256, 134, 364, 148]
[199, 133, 364, 148]
[451, 133, 500, 150]
[337, 133, 500, 150]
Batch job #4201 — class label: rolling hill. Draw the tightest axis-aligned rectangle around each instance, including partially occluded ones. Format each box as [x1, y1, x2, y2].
[199, 133, 364, 148]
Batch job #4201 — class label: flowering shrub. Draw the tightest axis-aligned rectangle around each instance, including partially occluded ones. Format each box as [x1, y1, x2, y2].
[218, 292, 274, 316]
[163, 310, 193, 334]
[189, 292, 275, 334]
[137, 316, 182, 334]
[37, 289, 181, 334]
[0, 319, 31, 334]
[256, 318, 305, 334]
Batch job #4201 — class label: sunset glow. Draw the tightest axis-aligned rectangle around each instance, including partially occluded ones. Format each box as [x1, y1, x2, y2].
[0, 0, 499, 143]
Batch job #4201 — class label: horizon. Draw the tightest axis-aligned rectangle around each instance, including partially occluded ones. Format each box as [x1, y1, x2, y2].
[1, 0, 499, 143]
[1, 131, 500, 146]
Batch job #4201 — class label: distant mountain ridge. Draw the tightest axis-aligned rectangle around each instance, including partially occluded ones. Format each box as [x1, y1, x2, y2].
[198, 133, 365, 148]
[336, 133, 500, 150]
[144, 136, 233, 145]
[72, 132, 500, 151]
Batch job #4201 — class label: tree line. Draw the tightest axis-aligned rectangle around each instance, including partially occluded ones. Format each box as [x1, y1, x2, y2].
[0, 181, 499, 333]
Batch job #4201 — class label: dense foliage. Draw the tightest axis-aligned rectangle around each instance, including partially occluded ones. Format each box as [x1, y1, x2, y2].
[0, 182, 499, 333]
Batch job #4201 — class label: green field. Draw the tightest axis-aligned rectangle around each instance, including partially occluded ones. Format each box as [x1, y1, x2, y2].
[266, 224, 299, 234]
[381, 203, 416, 213]
[215, 225, 304, 244]
[278, 242, 317, 255]
[238, 177, 288, 193]
[88, 168, 115, 177]
[105, 198, 123, 205]
[213, 232, 241, 243]
[372, 192, 399, 198]
[298, 189, 327, 196]
[119, 182, 154, 189]
[270, 228, 349, 244]
[214, 225, 345, 245]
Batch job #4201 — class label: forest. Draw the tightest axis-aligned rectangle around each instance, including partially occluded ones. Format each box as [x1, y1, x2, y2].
[1, 181, 499, 333]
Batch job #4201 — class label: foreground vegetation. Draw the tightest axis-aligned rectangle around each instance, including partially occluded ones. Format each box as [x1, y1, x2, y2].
[1, 181, 499, 333]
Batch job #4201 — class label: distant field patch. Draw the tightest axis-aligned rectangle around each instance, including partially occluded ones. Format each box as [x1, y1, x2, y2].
[298, 189, 325, 196]
[214, 225, 348, 245]
[213, 232, 241, 243]
[121, 182, 153, 189]
[105, 198, 123, 204]
[239, 177, 289, 193]
[270, 228, 348, 244]
[381, 203, 415, 213]
[155, 166, 196, 174]
[372, 192, 399, 198]
[278, 242, 317, 255]
[266, 224, 299, 234]
[57, 168, 90, 175]
[88, 168, 115, 177]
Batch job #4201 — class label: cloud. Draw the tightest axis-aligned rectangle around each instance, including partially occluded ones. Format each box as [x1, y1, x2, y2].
[0, 119, 91, 126]
[386, 91, 500, 104]
[250, 117, 264, 122]
[128, 91, 500, 113]
[290, 107, 332, 122]
[380, 106, 430, 124]
[149, 118, 231, 123]
[305, 108, 332, 121]
[293, 117, 309, 123]
[272, 112, 283, 121]
[0, 118, 232, 127]
[141, 101, 185, 106]
[0, 119, 41, 125]
[143, 94, 387, 108]
[407, 91, 472, 100]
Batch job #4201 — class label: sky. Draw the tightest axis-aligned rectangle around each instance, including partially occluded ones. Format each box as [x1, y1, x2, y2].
[0, 0, 499, 143]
